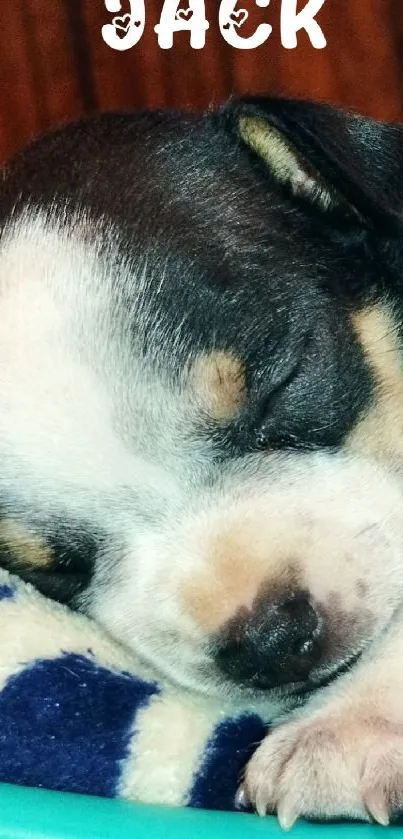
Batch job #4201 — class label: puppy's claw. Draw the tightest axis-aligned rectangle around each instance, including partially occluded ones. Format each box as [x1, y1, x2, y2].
[234, 784, 249, 811]
[277, 798, 300, 831]
[255, 790, 268, 818]
[364, 789, 390, 826]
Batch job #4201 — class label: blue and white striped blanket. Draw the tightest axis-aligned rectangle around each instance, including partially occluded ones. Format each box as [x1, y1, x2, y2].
[0, 569, 269, 810]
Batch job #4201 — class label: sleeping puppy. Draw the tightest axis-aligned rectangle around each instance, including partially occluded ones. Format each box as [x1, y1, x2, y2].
[0, 96, 402, 826]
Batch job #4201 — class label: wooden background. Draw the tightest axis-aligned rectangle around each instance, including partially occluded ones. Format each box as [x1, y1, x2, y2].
[1, 0, 402, 165]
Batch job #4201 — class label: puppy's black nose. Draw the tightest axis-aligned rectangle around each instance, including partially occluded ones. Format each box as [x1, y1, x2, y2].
[214, 591, 322, 690]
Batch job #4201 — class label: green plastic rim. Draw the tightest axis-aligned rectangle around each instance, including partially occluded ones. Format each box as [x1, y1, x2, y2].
[0, 783, 398, 838]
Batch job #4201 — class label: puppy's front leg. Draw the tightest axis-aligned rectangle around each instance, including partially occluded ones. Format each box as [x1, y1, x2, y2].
[240, 608, 403, 828]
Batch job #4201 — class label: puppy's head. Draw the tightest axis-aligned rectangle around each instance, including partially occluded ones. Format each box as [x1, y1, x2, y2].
[78, 96, 403, 707]
[8, 97, 403, 708]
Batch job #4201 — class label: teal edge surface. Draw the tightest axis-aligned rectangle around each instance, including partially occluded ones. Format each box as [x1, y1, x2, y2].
[0, 783, 399, 839]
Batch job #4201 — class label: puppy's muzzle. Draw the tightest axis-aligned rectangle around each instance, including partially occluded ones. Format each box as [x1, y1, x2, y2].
[213, 591, 322, 690]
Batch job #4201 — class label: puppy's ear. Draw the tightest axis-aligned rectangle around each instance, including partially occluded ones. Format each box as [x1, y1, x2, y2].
[227, 96, 403, 228]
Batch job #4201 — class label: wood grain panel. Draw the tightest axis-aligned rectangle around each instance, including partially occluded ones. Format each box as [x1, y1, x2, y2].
[0, 0, 402, 167]
[0, 0, 84, 161]
[83, 0, 403, 119]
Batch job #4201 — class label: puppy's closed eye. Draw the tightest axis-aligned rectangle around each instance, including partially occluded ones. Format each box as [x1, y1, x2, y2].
[255, 357, 303, 425]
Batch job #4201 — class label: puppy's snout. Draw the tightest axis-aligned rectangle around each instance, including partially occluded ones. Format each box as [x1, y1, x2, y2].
[214, 591, 323, 690]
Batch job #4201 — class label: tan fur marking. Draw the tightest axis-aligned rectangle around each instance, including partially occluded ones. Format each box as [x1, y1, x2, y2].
[189, 352, 246, 421]
[182, 527, 268, 632]
[181, 522, 302, 633]
[347, 306, 403, 464]
[0, 519, 52, 568]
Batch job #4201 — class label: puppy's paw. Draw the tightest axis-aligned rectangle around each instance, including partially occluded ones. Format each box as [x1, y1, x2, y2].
[239, 710, 403, 829]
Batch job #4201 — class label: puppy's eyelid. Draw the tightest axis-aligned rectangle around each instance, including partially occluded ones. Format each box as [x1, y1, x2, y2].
[255, 358, 303, 427]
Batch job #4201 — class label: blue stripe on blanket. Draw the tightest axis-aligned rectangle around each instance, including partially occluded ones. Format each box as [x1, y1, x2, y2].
[0, 652, 159, 797]
[0, 584, 15, 600]
[188, 713, 267, 811]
